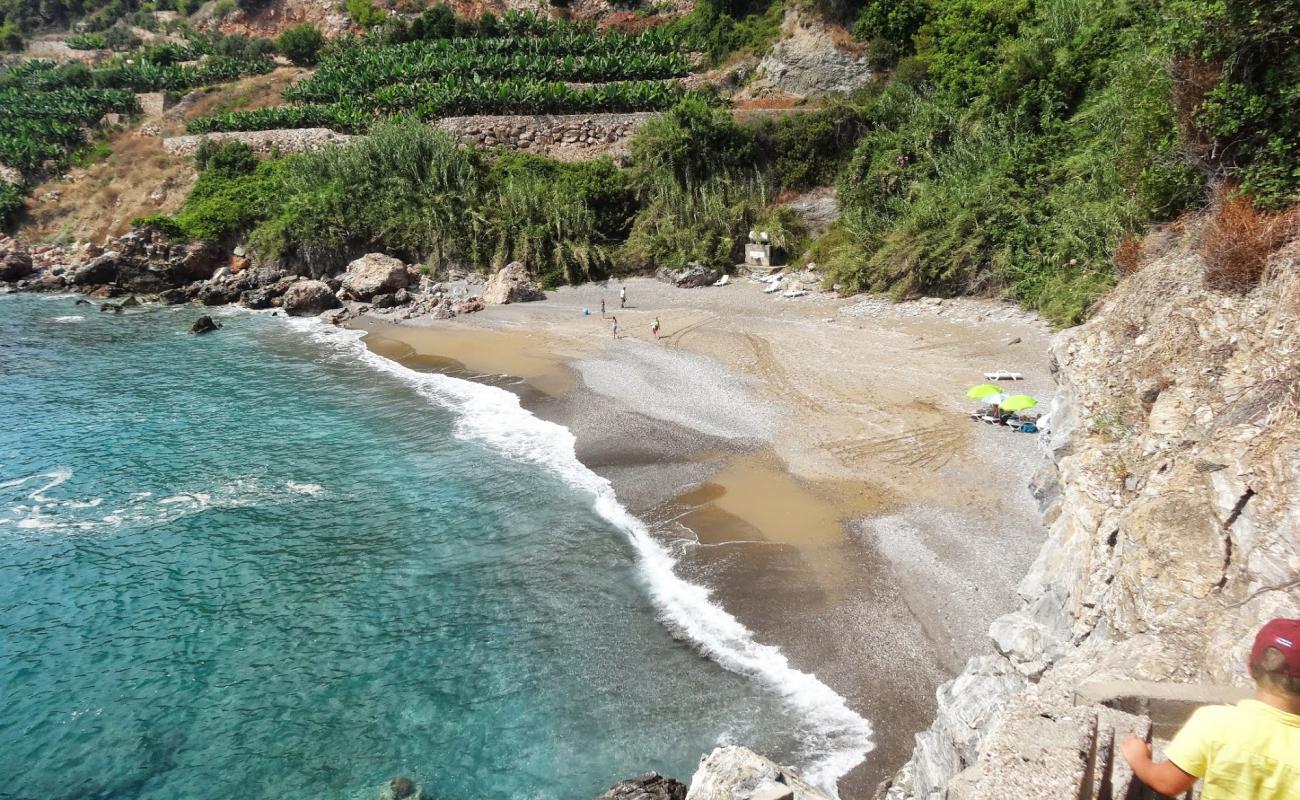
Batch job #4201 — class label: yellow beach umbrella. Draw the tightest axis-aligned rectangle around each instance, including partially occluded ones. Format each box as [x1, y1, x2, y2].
[1000, 394, 1038, 412]
[966, 384, 1004, 400]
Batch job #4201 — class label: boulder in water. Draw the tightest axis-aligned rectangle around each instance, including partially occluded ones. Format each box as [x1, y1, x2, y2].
[282, 280, 339, 316]
[482, 262, 545, 304]
[189, 315, 221, 335]
[99, 302, 123, 314]
[341, 253, 409, 300]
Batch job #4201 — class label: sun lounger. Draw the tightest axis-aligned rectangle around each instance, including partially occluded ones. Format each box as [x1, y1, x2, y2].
[763, 281, 783, 294]
[782, 289, 809, 298]
[984, 371, 1023, 381]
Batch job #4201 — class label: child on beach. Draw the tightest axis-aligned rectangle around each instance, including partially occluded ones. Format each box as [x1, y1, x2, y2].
[611, 317, 618, 338]
[651, 317, 660, 337]
[1122, 618, 1300, 799]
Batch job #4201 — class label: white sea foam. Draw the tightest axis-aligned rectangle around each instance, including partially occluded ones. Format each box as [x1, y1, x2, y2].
[50, 315, 86, 323]
[285, 481, 324, 496]
[285, 317, 875, 794]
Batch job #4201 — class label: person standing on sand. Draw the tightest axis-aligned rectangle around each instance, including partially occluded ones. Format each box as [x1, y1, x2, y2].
[1122, 618, 1300, 799]
[619, 285, 626, 309]
[611, 316, 618, 339]
[600, 298, 605, 318]
[651, 316, 660, 337]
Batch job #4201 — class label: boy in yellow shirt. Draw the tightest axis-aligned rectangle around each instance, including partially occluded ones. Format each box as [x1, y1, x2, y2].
[1122, 618, 1300, 799]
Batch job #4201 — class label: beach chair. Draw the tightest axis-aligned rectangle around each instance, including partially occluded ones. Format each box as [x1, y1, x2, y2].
[983, 371, 1023, 381]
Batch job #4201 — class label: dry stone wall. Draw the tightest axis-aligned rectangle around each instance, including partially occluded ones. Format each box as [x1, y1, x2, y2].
[163, 128, 355, 157]
[434, 113, 654, 162]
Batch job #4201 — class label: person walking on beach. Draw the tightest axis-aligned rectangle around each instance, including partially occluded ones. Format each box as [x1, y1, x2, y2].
[600, 297, 605, 318]
[611, 316, 618, 339]
[1122, 617, 1300, 799]
[619, 285, 626, 309]
[651, 316, 660, 338]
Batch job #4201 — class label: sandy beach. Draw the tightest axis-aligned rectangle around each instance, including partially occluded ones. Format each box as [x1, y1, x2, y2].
[351, 276, 1053, 796]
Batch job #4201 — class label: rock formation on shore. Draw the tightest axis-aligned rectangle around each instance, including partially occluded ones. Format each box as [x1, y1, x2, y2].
[879, 221, 1300, 799]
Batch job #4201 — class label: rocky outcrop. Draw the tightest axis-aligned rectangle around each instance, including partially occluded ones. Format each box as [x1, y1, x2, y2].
[341, 253, 409, 300]
[687, 747, 832, 800]
[657, 263, 722, 288]
[281, 279, 338, 315]
[482, 262, 545, 304]
[747, 10, 873, 98]
[600, 773, 688, 800]
[376, 775, 427, 800]
[880, 222, 1300, 799]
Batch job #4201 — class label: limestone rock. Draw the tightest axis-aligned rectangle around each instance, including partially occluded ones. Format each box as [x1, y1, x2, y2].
[600, 772, 687, 800]
[341, 253, 409, 300]
[483, 262, 545, 304]
[282, 280, 339, 316]
[657, 263, 722, 288]
[686, 746, 831, 800]
[189, 315, 221, 335]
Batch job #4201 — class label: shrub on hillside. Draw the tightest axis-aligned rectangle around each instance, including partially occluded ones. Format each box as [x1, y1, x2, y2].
[278, 23, 325, 66]
[346, 0, 387, 28]
[1201, 187, 1299, 294]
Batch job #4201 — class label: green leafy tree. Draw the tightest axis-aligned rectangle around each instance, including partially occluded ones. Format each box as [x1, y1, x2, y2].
[278, 22, 324, 65]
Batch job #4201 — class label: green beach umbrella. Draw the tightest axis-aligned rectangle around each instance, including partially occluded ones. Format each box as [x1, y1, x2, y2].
[966, 384, 1004, 400]
[1000, 394, 1038, 412]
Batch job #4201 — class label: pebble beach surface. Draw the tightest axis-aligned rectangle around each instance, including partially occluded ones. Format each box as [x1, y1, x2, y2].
[352, 275, 1055, 795]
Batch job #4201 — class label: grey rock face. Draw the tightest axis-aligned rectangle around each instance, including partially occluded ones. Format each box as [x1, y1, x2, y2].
[281, 280, 339, 316]
[880, 223, 1300, 800]
[341, 253, 409, 300]
[686, 747, 831, 800]
[751, 11, 873, 97]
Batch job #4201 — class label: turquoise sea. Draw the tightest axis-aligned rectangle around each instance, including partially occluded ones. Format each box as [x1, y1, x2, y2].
[0, 293, 871, 799]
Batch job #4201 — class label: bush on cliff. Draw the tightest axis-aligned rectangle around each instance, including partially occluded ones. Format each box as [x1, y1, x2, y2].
[278, 23, 324, 66]
[826, 0, 1204, 325]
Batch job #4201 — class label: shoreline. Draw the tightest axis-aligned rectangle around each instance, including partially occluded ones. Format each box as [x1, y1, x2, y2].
[347, 276, 1056, 796]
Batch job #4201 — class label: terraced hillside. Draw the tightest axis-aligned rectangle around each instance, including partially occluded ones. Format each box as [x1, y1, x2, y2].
[185, 17, 704, 135]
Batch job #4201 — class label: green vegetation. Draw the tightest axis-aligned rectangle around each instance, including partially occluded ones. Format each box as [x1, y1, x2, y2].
[65, 32, 108, 49]
[0, 86, 138, 172]
[282, 33, 692, 104]
[159, 97, 855, 279]
[188, 24, 701, 135]
[277, 22, 325, 66]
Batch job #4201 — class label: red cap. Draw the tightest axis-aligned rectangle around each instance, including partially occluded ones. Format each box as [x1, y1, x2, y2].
[1250, 619, 1300, 677]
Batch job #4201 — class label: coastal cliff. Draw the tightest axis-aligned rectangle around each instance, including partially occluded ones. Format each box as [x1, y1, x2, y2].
[880, 219, 1300, 799]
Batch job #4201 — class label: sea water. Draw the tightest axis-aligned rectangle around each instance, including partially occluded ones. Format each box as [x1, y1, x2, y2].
[0, 294, 871, 799]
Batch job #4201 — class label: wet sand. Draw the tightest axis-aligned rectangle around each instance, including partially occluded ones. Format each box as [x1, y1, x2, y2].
[349, 277, 1053, 797]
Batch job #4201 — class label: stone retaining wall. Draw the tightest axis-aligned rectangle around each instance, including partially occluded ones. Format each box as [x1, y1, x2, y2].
[163, 128, 355, 157]
[136, 92, 179, 118]
[434, 112, 655, 162]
